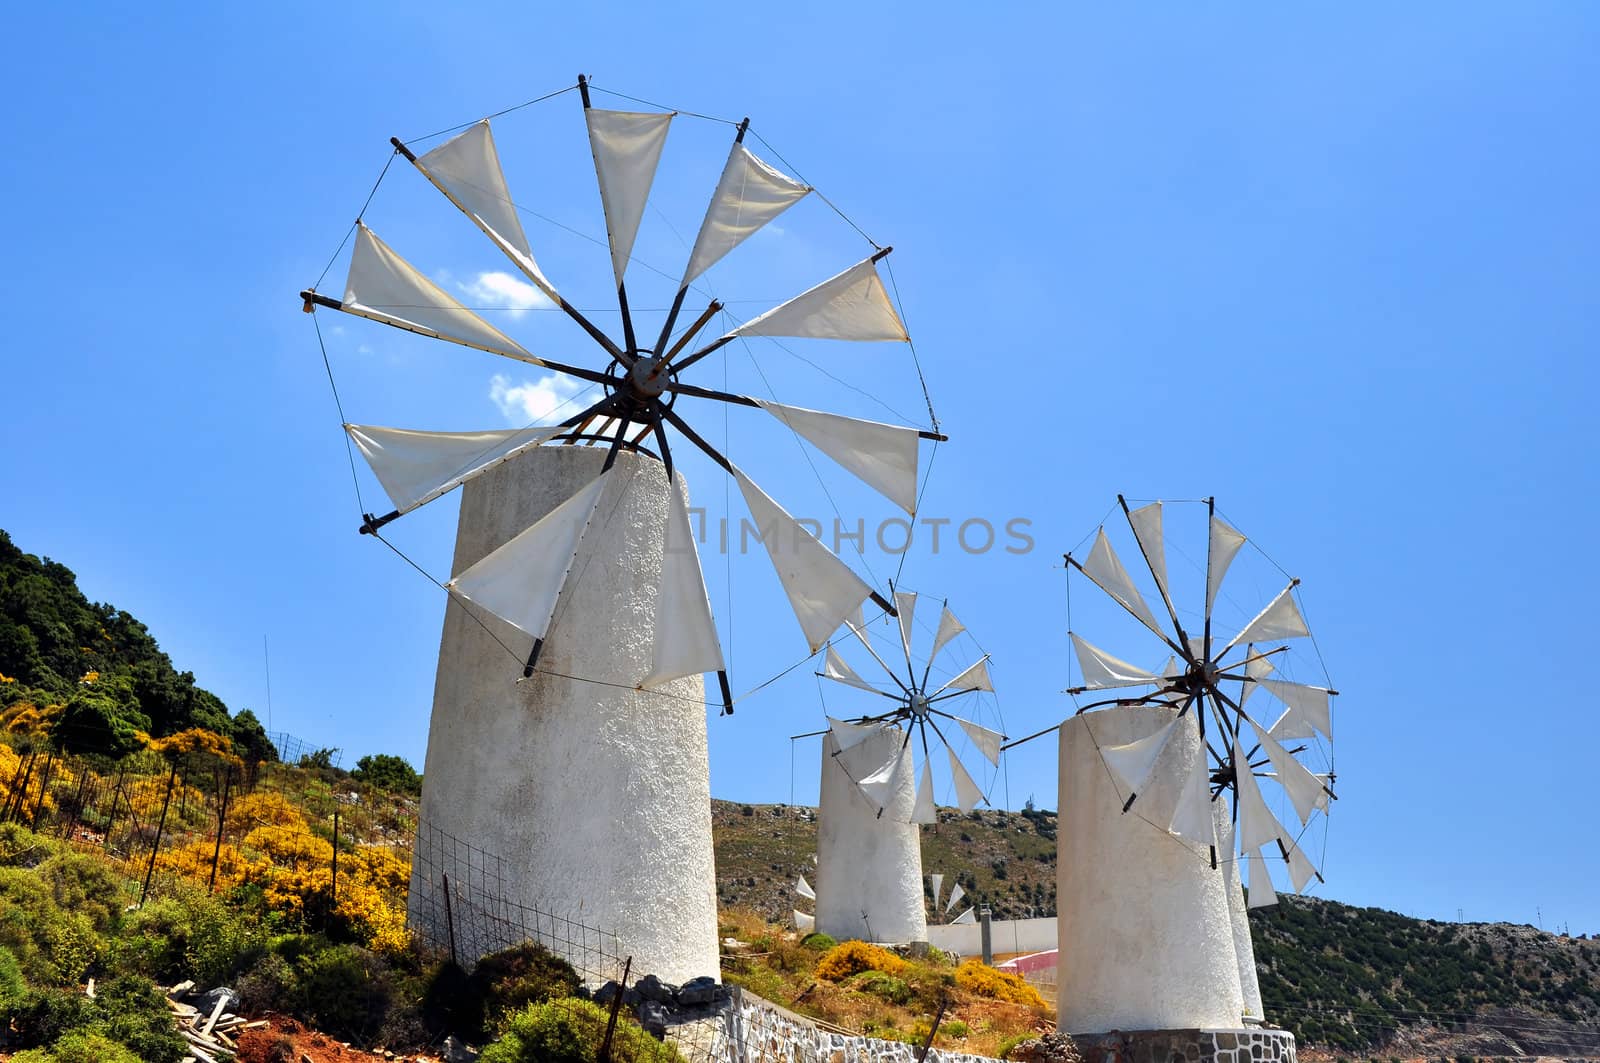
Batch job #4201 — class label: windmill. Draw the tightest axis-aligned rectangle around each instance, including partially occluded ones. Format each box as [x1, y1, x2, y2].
[928, 872, 974, 925]
[1053, 496, 1337, 1031]
[802, 595, 1004, 942]
[299, 77, 942, 981]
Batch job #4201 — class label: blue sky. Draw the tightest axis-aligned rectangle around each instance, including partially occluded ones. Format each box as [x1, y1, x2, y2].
[2, 6, 1597, 933]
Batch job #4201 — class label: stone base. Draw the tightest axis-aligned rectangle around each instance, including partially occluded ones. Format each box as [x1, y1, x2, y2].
[1071, 1028, 1296, 1063]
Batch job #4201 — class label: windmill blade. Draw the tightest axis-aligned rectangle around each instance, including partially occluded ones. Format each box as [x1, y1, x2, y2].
[840, 606, 908, 692]
[934, 656, 994, 696]
[1098, 717, 1179, 803]
[794, 910, 815, 932]
[682, 142, 809, 285]
[411, 120, 558, 300]
[583, 109, 673, 286]
[955, 718, 1005, 767]
[1249, 721, 1333, 825]
[821, 648, 879, 693]
[1206, 515, 1247, 615]
[1283, 840, 1319, 894]
[640, 485, 725, 688]
[728, 256, 909, 342]
[346, 423, 564, 516]
[930, 606, 966, 662]
[755, 400, 922, 515]
[857, 744, 905, 811]
[1247, 848, 1280, 909]
[950, 906, 976, 924]
[929, 873, 944, 911]
[795, 875, 815, 901]
[1259, 679, 1333, 740]
[947, 744, 986, 813]
[1236, 645, 1276, 708]
[945, 882, 966, 915]
[1234, 738, 1287, 854]
[1166, 745, 1216, 849]
[444, 472, 608, 642]
[732, 464, 874, 653]
[341, 224, 540, 364]
[1225, 582, 1310, 652]
[1126, 501, 1170, 600]
[912, 757, 937, 824]
[1069, 633, 1161, 689]
[827, 716, 889, 752]
[893, 590, 918, 663]
[1156, 656, 1187, 703]
[1079, 530, 1167, 639]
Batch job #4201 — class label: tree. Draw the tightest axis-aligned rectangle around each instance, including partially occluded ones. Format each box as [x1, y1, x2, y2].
[351, 753, 422, 796]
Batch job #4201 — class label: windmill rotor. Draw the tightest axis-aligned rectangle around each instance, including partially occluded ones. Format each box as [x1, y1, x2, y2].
[300, 76, 947, 711]
[817, 592, 1005, 825]
[1064, 496, 1337, 906]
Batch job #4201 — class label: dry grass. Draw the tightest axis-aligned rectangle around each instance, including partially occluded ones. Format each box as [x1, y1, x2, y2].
[718, 907, 1054, 1058]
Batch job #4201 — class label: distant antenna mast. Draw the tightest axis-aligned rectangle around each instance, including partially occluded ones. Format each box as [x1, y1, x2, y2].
[263, 635, 273, 733]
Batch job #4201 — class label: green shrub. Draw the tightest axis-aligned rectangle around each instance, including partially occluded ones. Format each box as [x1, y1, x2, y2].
[480, 997, 685, 1063]
[13, 988, 98, 1048]
[0, 944, 28, 1016]
[37, 852, 127, 933]
[233, 948, 296, 1017]
[0, 867, 100, 984]
[852, 969, 913, 1005]
[13, 1030, 144, 1063]
[0, 823, 59, 868]
[467, 941, 582, 1036]
[93, 975, 188, 1063]
[800, 932, 837, 952]
[293, 942, 394, 1043]
[117, 881, 265, 985]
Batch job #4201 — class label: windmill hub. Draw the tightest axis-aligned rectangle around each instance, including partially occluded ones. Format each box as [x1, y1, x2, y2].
[909, 692, 931, 719]
[627, 356, 671, 399]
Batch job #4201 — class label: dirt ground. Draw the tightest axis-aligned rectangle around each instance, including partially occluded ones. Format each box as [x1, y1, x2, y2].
[233, 1015, 454, 1063]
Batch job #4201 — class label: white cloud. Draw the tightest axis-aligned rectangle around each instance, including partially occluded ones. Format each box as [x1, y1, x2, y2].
[458, 270, 552, 316]
[489, 372, 585, 425]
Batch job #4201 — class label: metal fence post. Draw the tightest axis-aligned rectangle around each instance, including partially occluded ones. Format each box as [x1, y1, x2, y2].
[598, 955, 632, 1063]
[331, 808, 339, 904]
[917, 994, 950, 1062]
[139, 766, 178, 906]
[29, 751, 56, 829]
[442, 873, 459, 968]
[208, 768, 233, 893]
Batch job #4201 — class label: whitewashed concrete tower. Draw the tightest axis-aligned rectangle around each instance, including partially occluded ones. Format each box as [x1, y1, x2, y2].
[1057, 705, 1246, 1031]
[408, 447, 719, 983]
[815, 725, 928, 943]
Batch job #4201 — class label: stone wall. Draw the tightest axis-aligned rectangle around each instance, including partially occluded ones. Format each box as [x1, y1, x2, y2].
[1071, 1028, 1297, 1063]
[699, 987, 1006, 1063]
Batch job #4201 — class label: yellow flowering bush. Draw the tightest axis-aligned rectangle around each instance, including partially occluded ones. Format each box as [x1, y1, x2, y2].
[227, 790, 307, 833]
[953, 958, 1045, 1007]
[816, 940, 909, 981]
[78, 671, 99, 685]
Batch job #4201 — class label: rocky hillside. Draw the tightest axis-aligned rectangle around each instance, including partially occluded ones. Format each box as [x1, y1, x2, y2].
[712, 800, 1600, 1056]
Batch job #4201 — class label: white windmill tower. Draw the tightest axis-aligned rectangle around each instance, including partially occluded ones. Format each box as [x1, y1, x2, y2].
[1055, 497, 1336, 1033]
[299, 76, 942, 981]
[803, 593, 1004, 943]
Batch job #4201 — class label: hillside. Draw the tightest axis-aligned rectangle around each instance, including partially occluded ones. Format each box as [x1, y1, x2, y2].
[714, 800, 1600, 1056]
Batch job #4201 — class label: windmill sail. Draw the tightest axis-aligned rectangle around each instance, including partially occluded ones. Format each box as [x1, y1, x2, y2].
[912, 759, 937, 824]
[445, 473, 608, 642]
[1206, 515, 1247, 614]
[1250, 722, 1332, 825]
[1080, 530, 1165, 637]
[929, 873, 944, 910]
[1069, 633, 1161, 689]
[342, 225, 538, 363]
[794, 910, 815, 931]
[584, 109, 673, 285]
[945, 882, 965, 914]
[1167, 747, 1215, 849]
[1236, 646, 1277, 708]
[936, 656, 994, 695]
[894, 590, 918, 661]
[856, 742, 906, 811]
[641, 485, 725, 688]
[1247, 849, 1279, 909]
[1126, 502, 1169, 599]
[412, 121, 557, 298]
[682, 144, 809, 285]
[956, 718, 1004, 767]
[346, 423, 564, 515]
[827, 716, 887, 752]
[795, 875, 815, 901]
[1225, 582, 1310, 652]
[950, 906, 976, 924]
[756, 400, 921, 514]
[947, 745, 985, 813]
[1259, 679, 1333, 740]
[733, 465, 873, 653]
[1234, 740, 1285, 855]
[930, 606, 966, 661]
[821, 647, 879, 692]
[1284, 841, 1319, 893]
[1098, 718, 1178, 801]
[729, 257, 908, 342]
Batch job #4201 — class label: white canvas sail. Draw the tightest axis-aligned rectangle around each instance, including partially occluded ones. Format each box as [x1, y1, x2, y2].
[912, 758, 937, 824]
[1250, 722, 1332, 825]
[795, 875, 815, 901]
[733, 465, 874, 653]
[1234, 740, 1285, 855]
[1206, 515, 1247, 614]
[1247, 848, 1280, 909]
[346, 423, 563, 515]
[1259, 679, 1333, 740]
[756, 399, 921, 514]
[413, 121, 557, 298]
[857, 739, 906, 811]
[894, 590, 918, 661]
[1081, 530, 1165, 637]
[929, 873, 944, 910]
[930, 606, 966, 662]
[821, 647, 878, 693]
[682, 143, 809, 284]
[1236, 646, 1277, 708]
[1226, 583, 1310, 652]
[343, 225, 537, 363]
[828, 716, 887, 752]
[956, 718, 1004, 767]
[729, 257, 908, 342]
[1127, 502, 1169, 599]
[641, 485, 725, 688]
[945, 882, 966, 915]
[1070, 633, 1161, 689]
[794, 910, 815, 931]
[584, 109, 673, 284]
[950, 906, 975, 924]
[936, 657, 994, 695]
[1284, 841, 1318, 893]
[444, 473, 608, 641]
[948, 745, 985, 813]
[1167, 747, 1215, 849]
[1098, 718, 1178, 801]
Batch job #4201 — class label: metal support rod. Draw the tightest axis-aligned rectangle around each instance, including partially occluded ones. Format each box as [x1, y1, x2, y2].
[140, 766, 178, 907]
[442, 873, 458, 967]
[617, 282, 638, 356]
[2, 749, 36, 823]
[331, 808, 339, 904]
[649, 300, 722, 378]
[917, 996, 950, 1063]
[652, 287, 690, 360]
[667, 380, 948, 440]
[522, 637, 545, 679]
[102, 768, 125, 846]
[717, 671, 735, 717]
[598, 955, 632, 1063]
[1063, 552, 1186, 658]
[208, 769, 233, 893]
[29, 752, 55, 829]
